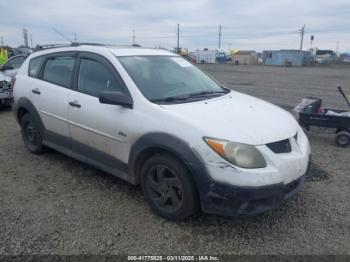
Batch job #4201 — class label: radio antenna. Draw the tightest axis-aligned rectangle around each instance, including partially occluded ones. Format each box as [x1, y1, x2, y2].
[53, 28, 73, 43]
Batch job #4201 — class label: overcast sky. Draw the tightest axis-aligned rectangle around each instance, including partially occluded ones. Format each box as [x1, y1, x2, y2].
[0, 0, 349, 52]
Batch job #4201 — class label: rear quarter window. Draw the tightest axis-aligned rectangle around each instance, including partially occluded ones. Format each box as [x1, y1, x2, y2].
[28, 56, 45, 78]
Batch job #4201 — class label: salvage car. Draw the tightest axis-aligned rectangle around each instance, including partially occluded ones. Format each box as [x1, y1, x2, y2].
[0, 54, 27, 107]
[0, 54, 27, 78]
[12, 44, 311, 220]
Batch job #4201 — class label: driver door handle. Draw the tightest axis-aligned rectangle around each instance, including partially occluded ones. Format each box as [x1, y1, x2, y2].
[32, 88, 41, 95]
[69, 100, 81, 108]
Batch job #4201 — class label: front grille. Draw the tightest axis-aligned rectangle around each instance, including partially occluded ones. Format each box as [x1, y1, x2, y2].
[267, 139, 291, 153]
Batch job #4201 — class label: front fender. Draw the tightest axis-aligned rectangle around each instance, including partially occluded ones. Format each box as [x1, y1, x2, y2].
[128, 132, 214, 203]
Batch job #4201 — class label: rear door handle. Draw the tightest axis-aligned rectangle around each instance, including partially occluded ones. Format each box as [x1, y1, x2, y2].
[69, 100, 81, 108]
[32, 88, 41, 95]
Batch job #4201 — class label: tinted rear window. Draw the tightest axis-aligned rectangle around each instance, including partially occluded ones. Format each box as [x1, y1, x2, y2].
[42, 56, 75, 88]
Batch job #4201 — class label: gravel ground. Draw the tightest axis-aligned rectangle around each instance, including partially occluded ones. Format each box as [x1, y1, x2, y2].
[0, 64, 349, 256]
[201, 64, 350, 110]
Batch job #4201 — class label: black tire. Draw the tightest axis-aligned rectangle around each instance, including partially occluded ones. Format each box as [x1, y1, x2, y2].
[141, 153, 199, 221]
[20, 114, 44, 154]
[335, 131, 350, 147]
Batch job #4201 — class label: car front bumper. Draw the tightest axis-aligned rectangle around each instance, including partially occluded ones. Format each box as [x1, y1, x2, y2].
[190, 127, 311, 216]
[200, 175, 305, 216]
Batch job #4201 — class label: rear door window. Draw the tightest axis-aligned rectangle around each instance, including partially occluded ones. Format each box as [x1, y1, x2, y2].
[43, 56, 76, 88]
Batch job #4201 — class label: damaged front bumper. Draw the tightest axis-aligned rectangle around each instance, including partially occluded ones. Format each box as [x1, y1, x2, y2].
[200, 175, 305, 216]
[0, 80, 13, 106]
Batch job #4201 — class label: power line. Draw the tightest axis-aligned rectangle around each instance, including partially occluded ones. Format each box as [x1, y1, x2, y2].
[52, 28, 73, 43]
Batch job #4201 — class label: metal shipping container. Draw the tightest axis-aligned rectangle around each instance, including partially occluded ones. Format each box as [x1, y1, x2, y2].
[193, 50, 217, 64]
[263, 50, 314, 66]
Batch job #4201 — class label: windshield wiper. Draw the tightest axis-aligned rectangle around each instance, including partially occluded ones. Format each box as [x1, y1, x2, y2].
[150, 90, 230, 104]
[188, 90, 230, 98]
[150, 95, 190, 103]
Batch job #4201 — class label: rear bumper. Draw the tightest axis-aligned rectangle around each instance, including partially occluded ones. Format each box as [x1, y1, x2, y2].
[201, 175, 305, 216]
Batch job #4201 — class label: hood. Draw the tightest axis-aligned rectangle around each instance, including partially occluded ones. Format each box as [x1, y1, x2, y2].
[3, 69, 18, 79]
[0, 71, 12, 82]
[162, 91, 298, 145]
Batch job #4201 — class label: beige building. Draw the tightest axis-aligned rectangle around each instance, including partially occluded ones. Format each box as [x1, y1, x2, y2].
[232, 51, 258, 65]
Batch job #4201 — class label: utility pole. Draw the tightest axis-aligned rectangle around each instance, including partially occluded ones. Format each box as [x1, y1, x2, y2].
[177, 24, 180, 54]
[0, 36, 3, 47]
[336, 41, 339, 54]
[30, 34, 33, 48]
[74, 32, 77, 42]
[23, 28, 29, 48]
[132, 29, 136, 45]
[299, 25, 305, 51]
[218, 25, 222, 50]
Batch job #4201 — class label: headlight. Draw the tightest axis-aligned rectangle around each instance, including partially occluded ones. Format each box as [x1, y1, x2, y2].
[203, 137, 267, 169]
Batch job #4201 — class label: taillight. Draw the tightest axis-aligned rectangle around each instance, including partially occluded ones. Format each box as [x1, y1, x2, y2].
[10, 77, 16, 89]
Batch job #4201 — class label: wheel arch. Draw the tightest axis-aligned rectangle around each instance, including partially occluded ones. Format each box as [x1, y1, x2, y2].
[14, 97, 44, 131]
[128, 133, 207, 187]
[336, 128, 350, 133]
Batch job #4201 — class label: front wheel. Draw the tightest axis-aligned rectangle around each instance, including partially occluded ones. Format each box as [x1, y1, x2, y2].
[141, 153, 199, 221]
[20, 114, 44, 154]
[335, 131, 350, 147]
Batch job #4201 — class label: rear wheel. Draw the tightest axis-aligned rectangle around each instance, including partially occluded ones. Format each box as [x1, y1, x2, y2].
[20, 114, 44, 154]
[335, 131, 350, 147]
[141, 153, 199, 221]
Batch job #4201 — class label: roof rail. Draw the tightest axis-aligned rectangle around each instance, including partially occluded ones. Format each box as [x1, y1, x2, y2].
[33, 42, 142, 52]
[33, 43, 72, 52]
[70, 42, 106, 47]
[72, 42, 142, 48]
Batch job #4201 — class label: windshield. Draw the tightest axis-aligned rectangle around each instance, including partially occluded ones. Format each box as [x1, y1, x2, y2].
[117, 56, 229, 103]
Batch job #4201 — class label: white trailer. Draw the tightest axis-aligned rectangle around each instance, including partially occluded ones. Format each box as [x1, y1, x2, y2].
[193, 50, 217, 64]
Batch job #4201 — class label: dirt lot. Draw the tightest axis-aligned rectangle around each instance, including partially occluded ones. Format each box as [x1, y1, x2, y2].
[0, 64, 349, 256]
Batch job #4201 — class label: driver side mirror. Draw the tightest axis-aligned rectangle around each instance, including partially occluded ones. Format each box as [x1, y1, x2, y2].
[99, 91, 133, 109]
[0, 65, 14, 71]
